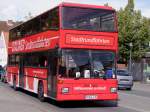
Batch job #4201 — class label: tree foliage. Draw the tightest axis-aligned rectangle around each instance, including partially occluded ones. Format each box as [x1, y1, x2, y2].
[117, 0, 150, 63]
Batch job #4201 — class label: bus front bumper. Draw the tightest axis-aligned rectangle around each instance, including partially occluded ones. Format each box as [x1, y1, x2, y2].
[56, 93, 118, 101]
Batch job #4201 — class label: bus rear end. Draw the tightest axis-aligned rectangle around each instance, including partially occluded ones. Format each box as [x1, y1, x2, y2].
[56, 3, 118, 102]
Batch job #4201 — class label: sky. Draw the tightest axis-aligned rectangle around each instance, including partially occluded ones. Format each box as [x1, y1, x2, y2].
[0, 0, 150, 21]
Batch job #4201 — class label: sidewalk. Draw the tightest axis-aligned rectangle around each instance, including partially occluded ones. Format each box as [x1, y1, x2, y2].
[133, 81, 150, 92]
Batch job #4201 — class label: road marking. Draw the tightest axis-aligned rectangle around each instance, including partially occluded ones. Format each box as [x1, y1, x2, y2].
[119, 92, 150, 112]
[119, 91, 150, 100]
[119, 104, 149, 112]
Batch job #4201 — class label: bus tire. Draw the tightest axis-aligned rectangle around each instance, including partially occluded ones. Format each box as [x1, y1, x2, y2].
[13, 76, 17, 91]
[38, 81, 45, 102]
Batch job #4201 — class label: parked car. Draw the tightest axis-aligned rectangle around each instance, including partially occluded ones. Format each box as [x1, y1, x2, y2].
[1, 70, 7, 83]
[0, 66, 3, 79]
[0, 66, 7, 83]
[117, 69, 133, 90]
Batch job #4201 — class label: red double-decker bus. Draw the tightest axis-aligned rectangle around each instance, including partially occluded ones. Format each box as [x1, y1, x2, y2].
[7, 2, 118, 105]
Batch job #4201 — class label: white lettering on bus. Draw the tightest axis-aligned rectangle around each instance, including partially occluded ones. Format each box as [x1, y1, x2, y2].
[25, 37, 50, 50]
[70, 37, 111, 45]
[74, 86, 106, 91]
[11, 37, 51, 52]
[12, 39, 26, 52]
[33, 71, 44, 74]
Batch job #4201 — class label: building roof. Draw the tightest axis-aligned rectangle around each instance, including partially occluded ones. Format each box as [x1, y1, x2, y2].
[0, 20, 22, 32]
[0, 21, 9, 32]
[0, 20, 22, 48]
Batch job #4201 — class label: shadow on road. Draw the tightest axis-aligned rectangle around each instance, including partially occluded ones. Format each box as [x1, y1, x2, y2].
[10, 86, 118, 108]
[52, 100, 117, 108]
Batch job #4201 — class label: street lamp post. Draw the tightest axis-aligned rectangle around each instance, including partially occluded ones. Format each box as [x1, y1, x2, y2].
[129, 42, 133, 73]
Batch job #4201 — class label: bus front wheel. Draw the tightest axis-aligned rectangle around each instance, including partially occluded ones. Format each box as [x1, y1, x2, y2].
[38, 81, 45, 102]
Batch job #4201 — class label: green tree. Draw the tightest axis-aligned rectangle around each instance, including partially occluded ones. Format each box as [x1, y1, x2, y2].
[118, 0, 150, 63]
[125, 0, 134, 13]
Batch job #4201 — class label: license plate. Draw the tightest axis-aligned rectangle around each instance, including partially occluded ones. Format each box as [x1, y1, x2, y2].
[85, 95, 98, 100]
[120, 79, 129, 81]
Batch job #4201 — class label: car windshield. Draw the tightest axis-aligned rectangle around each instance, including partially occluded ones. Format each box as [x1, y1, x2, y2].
[58, 49, 116, 79]
[117, 70, 130, 76]
[62, 7, 117, 32]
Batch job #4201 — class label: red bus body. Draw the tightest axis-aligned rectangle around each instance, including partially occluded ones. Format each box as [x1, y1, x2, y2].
[7, 3, 118, 101]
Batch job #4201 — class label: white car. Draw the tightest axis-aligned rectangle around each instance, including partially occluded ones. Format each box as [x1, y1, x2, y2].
[117, 69, 133, 90]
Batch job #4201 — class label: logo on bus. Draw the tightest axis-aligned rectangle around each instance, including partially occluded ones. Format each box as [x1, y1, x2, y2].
[74, 86, 106, 91]
[11, 37, 51, 52]
[66, 34, 114, 46]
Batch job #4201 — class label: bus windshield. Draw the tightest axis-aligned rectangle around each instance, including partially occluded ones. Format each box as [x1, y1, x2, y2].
[58, 49, 115, 79]
[62, 7, 117, 32]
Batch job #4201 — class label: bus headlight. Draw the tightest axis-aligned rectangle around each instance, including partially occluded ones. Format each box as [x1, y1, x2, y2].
[62, 87, 69, 93]
[111, 87, 117, 93]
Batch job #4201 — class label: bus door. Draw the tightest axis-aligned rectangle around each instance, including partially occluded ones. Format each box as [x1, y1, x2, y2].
[19, 55, 24, 87]
[47, 51, 58, 98]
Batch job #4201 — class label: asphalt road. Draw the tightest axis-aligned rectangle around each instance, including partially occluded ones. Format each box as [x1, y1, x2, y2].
[0, 82, 150, 112]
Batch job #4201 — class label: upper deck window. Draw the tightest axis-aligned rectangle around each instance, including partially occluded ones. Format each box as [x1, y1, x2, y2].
[62, 7, 117, 32]
[9, 8, 59, 42]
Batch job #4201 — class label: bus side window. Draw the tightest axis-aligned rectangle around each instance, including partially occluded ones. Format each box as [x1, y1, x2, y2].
[42, 22, 49, 31]
[49, 8, 59, 30]
[32, 17, 41, 34]
[39, 56, 47, 67]
[40, 12, 49, 31]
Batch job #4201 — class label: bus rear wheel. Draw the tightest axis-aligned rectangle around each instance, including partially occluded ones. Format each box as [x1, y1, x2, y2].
[38, 81, 45, 102]
[13, 76, 17, 91]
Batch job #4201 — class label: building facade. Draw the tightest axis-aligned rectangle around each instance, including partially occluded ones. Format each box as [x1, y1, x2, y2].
[0, 32, 8, 67]
[0, 20, 22, 67]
